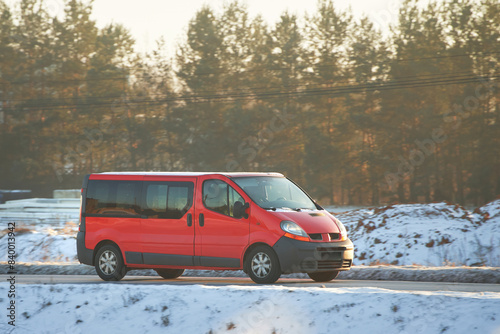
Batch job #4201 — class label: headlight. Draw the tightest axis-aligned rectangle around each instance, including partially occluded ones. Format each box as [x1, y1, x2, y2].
[281, 220, 309, 241]
[335, 219, 348, 241]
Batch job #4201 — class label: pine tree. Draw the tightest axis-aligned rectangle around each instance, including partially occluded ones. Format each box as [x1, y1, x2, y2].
[302, 0, 351, 204]
[347, 16, 390, 205]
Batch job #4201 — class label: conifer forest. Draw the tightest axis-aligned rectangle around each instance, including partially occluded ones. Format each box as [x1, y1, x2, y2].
[0, 0, 499, 206]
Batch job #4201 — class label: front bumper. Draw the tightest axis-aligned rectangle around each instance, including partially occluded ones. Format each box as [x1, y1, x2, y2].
[273, 236, 354, 274]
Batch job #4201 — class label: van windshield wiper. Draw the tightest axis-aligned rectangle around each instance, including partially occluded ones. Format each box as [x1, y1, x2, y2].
[279, 207, 302, 212]
[264, 206, 302, 212]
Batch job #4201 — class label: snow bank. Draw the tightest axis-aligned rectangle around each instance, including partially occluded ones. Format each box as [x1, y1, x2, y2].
[336, 200, 500, 267]
[478, 199, 500, 223]
[2, 283, 499, 334]
[0, 223, 78, 263]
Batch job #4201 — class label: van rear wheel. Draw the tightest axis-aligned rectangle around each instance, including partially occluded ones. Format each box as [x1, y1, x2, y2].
[155, 269, 185, 279]
[307, 271, 339, 282]
[95, 245, 127, 281]
[245, 245, 281, 284]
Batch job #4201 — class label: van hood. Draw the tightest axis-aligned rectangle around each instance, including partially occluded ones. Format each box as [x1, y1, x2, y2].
[270, 210, 340, 234]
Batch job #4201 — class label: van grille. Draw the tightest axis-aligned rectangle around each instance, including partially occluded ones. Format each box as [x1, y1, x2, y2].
[299, 246, 353, 271]
[309, 233, 322, 240]
[317, 260, 350, 270]
[329, 233, 340, 240]
[308, 233, 341, 241]
[301, 259, 352, 271]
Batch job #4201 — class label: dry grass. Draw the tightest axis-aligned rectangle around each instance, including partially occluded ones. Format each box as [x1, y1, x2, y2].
[368, 260, 393, 266]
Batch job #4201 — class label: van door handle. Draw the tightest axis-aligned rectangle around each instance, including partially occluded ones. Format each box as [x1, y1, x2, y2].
[199, 213, 204, 227]
[187, 213, 192, 227]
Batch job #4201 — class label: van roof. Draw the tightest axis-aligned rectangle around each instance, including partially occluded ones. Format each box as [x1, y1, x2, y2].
[94, 172, 284, 178]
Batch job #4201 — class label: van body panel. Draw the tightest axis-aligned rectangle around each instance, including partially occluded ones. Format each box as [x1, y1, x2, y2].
[195, 209, 249, 262]
[140, 216, 195, 258]
[194, 174, 251, 266]
[248, 207, 284, 246]
[140, 177, 196, 259]
[85, 217, 142, 253]
[270, 211, 340, 234]
[90, 173, 144, 181]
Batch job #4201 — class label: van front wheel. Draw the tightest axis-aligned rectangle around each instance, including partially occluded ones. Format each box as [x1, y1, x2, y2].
[307, 271, 339, 282]
[246, 246, 281, 284]
[95, 245, 127, 281]
[155, 269, 185, 279]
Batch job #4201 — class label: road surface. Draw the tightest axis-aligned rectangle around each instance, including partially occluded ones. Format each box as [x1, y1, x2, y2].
[7, 275, 500, 292]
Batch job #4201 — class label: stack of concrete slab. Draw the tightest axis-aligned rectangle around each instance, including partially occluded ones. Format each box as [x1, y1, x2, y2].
[0, 198, 80, 225]
[53, 189, 80, 199]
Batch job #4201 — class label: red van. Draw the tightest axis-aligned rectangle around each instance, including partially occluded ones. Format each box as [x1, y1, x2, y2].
[77, 172, 353, 283]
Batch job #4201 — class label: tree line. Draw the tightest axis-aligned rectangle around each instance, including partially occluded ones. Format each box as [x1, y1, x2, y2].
[0, 0, 499, 206]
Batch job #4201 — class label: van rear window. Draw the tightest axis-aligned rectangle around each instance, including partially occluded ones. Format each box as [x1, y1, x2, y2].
[86, 180, 142, 217]
[85, 179, 194, 219]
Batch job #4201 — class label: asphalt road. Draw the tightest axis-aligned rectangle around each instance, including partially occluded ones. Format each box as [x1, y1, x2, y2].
[8, 275, 500, 293]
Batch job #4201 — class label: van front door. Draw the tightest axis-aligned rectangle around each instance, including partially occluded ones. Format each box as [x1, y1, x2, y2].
[195, 177, 250, 268]
[140, 176, 196, 266]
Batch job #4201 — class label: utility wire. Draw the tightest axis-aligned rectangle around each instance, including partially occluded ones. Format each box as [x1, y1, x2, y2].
[3, 66, 496, 104]
[4, 72, 498, 112]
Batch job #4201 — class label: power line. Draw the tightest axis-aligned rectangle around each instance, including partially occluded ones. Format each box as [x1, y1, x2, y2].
[6, 67, 485, 104]
[4, 72, 498, 112]
[3, 65, 495, 105]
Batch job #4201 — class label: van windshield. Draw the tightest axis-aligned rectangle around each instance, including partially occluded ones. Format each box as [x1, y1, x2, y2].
[232, 176, 317, 211]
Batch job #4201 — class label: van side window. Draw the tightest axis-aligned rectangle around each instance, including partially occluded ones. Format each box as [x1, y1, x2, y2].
[229, 186, 245, 217]
[142, 182, 193, 219]
[86, 180, 142, 217]
[203, 179, 245, 218]
[168, 186, 190, 217]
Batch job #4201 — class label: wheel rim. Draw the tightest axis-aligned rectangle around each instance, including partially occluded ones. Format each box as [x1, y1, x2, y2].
[251, 252, 271, 278]
[99, 250, 117, 275]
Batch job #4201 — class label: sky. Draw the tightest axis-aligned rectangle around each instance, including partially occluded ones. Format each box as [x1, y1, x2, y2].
[87, 0, 405, 55]
[4, 0, 443, 56]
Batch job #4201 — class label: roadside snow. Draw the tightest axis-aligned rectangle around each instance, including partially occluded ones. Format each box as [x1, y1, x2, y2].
[478, 200, 500, 222]
[336, 200, 500, 267]
[2, 283, 499, 334]
[0, 223, 78, 263]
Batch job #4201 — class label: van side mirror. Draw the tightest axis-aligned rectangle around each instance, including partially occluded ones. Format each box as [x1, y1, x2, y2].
[233, 201, 249, 219]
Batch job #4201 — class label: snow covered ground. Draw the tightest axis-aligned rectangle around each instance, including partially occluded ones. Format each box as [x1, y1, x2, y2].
[1, 283, 499, 334]
[335, 200, 500, 267]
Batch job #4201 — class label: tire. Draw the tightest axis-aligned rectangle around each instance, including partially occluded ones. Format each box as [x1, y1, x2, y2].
[155, 268, 185, 279]
[307, 271, 339, 282]
[95, 244, 127, 281]
[245, 245, 281, 284]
